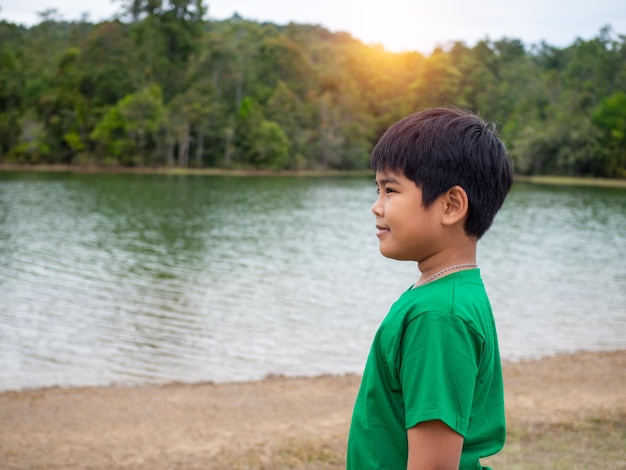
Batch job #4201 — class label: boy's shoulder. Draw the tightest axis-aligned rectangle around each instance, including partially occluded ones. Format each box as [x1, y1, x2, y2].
[386, 269, 490, 328]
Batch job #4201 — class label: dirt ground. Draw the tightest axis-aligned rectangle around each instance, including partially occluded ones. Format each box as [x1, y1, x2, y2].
[1, 350, 624, 469]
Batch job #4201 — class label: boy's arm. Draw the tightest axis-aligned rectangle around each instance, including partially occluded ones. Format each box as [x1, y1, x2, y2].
[406, 419, 463, 470]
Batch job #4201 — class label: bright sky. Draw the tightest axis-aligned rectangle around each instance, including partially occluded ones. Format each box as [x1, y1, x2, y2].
[1, 0, 625, 53]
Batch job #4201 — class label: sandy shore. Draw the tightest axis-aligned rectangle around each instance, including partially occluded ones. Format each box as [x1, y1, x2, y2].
[1, 350, 624, 469]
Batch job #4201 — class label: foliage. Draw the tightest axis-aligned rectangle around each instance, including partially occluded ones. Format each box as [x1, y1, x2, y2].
[592, 91, 626, 177]
[0, 9, 624, 176]
[90, 84, 165, 165]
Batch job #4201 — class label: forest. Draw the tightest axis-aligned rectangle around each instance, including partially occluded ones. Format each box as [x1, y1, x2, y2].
[0, 0, 625, 177]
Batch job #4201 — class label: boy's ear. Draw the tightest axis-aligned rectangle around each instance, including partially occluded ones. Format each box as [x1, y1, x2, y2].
[441, 185, 469, 226]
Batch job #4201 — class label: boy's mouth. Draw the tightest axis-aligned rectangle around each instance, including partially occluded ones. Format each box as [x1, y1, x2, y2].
[376, 224, 390, 237]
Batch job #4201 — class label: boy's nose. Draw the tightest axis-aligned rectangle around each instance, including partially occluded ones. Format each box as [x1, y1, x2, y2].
[372, 198, 383, 216]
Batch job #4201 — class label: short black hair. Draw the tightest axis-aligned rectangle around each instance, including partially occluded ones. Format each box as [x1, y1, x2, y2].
[371, 107, 514, 239]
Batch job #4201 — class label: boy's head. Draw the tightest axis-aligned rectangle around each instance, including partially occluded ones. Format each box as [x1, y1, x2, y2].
[371, 107, 514, 239]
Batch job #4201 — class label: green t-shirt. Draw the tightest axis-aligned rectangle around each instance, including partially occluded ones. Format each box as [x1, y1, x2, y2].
[347, 269, 505, 470]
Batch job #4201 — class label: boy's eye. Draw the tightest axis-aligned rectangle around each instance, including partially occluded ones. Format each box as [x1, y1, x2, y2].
[376, 187, 395, 194]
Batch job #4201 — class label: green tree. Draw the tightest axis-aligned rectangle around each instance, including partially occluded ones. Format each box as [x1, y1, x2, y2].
[9, 112, 50, 162]
[78, 22, 137, 108]
[0, 21, 26, 159]
[39, 47, 90, 163]
[123, 0, 207, 99]
[246, 120, 290, 169]
[91, 84, 165, 165]
[409, 49, 462, 109]
[0, 14, 624, 176]
[592, 91, 626, 177]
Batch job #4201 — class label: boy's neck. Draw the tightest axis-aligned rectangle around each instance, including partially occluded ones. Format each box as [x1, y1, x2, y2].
[416, 238, 477, 285]
[414, 262, 477, 288]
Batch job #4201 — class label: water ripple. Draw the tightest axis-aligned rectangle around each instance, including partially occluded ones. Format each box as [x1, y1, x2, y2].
[1, 173, 625, 391]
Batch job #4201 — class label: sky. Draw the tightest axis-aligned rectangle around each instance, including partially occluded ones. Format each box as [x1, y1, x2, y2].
[1, 0, 625, 54]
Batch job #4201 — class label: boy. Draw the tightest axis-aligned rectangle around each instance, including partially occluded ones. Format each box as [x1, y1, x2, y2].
[347, 107, 514, 469]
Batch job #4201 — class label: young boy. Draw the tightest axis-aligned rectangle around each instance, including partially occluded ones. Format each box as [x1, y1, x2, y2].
[347, 107, 514, 470]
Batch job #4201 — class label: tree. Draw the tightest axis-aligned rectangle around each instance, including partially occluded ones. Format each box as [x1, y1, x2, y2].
[123, 0, 207, 99]
[78, 21, 137, 107]
[10, 112, 51, 162]
[592, 91, 626, 177]
[246, 120, 290, 169]
[0, 21, 26, 159]
[409, 50, 461, 109]
[91, 84, 165, 165]
[0, 14, 624, 176]
[39, 47, 90, 163]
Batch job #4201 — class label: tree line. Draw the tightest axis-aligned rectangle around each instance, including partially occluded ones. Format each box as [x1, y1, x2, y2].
[0, 0, 624, 177]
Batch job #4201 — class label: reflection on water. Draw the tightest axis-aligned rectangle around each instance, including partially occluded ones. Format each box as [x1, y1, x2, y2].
[0, 172, 625, 391]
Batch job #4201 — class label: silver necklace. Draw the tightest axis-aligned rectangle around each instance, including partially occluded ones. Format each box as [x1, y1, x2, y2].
[413, 263, 477, 288]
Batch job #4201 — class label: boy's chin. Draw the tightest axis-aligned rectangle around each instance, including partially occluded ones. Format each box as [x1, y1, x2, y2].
[379, 247, 414, 262]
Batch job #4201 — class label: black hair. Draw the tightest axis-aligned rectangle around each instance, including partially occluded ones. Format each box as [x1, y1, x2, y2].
[371, 107, 514, 239]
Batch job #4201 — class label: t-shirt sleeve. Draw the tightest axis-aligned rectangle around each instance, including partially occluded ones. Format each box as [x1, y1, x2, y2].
[399, 311, 483, 437]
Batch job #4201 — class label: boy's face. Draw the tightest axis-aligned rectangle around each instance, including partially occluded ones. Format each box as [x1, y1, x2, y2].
[372, 169, 443, 262]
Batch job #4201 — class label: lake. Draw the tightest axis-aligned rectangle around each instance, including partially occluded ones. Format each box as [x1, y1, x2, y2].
[0, 171, 625, 392]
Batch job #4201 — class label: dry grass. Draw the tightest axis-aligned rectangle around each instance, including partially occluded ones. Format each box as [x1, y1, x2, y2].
[484, 412, 626, 469]
[196, 413, 626, 470]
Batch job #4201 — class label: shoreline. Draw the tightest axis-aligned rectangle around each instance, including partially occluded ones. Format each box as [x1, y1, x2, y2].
[0, 163, 372, 178]
[1, 347, 624, 396]
[2, 163, 626, 187]
[1, 349, 624, 469]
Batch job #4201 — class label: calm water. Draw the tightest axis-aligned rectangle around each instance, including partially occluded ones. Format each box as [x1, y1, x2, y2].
[0, 172, 625, 392]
